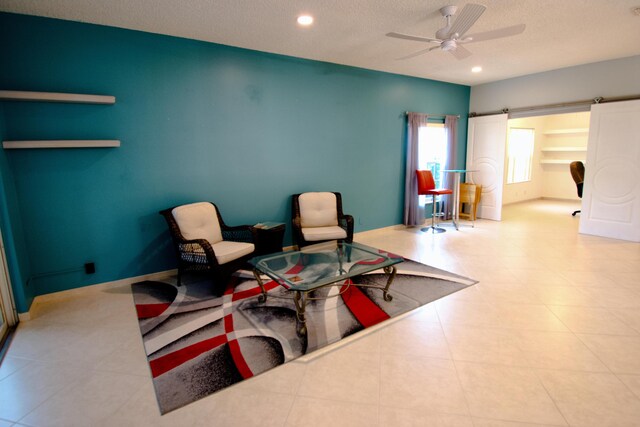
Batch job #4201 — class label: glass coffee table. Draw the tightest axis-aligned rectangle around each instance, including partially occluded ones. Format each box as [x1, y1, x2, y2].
[250, 242, 404, 335]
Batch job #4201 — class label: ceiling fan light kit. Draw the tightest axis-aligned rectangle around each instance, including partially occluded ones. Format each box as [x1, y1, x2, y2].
[386, 3, 526, 61]
[441, 39, 457, 51]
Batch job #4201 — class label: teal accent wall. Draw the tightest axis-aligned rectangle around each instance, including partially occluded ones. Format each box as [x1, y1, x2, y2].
[0, 103, 33, 312]
[0, 13, 469, 310]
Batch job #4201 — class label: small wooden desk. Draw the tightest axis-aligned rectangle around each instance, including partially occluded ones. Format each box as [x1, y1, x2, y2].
[443, 169, 478, 230]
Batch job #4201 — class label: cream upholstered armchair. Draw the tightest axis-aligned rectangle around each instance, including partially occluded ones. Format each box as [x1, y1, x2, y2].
[160, 202, 256, 288]
[291, 192, 354, 249]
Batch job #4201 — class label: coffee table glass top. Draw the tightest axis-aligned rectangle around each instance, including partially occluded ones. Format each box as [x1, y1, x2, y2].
[250, 242, 404, 291]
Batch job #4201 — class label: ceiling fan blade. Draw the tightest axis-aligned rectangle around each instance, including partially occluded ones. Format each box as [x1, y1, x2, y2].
[396, 46, 439, 60]
[447, 3, 486, 38]
[386, 32, 442, 44]
[462, 24, 526, 43]
[450, 45, 472, 60]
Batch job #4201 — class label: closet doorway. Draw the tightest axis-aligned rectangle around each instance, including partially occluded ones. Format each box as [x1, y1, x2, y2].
[503, 111, 589, 205]
[464, 111, 589, 222]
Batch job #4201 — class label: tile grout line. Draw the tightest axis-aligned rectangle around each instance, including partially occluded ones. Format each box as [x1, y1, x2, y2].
[435, 302, 475, 421]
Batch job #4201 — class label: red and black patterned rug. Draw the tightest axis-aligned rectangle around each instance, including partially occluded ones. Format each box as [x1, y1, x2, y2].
[131, 254, 477, 414]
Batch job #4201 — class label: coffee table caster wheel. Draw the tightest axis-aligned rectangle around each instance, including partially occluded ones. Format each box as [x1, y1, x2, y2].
[384, 293, 393, 302]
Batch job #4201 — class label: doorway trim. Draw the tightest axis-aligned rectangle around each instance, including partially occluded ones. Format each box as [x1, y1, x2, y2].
[0, 228, 17, 328]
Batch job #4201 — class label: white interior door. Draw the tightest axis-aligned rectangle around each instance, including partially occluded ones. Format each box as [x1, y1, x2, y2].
[579, 100, 640, 242]
[466, 114, 508, 221]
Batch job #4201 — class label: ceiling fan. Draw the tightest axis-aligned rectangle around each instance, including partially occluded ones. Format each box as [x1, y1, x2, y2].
[386, 3, 525, 60]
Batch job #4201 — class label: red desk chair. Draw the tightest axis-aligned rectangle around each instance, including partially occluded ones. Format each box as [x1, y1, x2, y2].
[416, 170, 453, 233]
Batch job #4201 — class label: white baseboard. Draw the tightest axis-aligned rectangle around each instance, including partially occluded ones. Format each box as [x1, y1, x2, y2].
[540, 197, 581, 202]
[355, 224, 405, 236]
[17, 312, 32, 322]
[17, 224, 406, 321]
[19, 269, 177, 321]
[503, 197, 580, 206]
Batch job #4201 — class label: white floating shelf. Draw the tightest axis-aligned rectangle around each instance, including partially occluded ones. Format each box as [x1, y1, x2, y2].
[543, 128, 589, 135]
[3, 140, 120, 149]
[0, 90, 115, 104]
[541, 147, 587, 152]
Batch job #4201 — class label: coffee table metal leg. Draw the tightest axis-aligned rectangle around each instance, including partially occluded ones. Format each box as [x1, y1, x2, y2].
[252, 269, 268, 303]
[293, 290, 307, 336]
[382, 265, 397, 302]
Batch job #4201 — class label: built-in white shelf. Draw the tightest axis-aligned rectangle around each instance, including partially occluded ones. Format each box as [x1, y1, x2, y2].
[0, 90, 115, 104]
[543, 128, 589, 135]
[541, 147, 587, 152]
[540, 159, 585, 165]
[3, 140, 121, 149]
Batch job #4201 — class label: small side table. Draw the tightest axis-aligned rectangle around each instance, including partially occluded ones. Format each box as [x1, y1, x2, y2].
[253, 222, 286, 256]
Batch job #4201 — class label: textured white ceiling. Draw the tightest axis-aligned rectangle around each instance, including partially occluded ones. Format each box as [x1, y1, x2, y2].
[2, 0, 640, 85]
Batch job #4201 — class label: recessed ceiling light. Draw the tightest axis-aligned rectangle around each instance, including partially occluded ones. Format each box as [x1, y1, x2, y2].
[471, 66, 482, 73]
[297, 15, 314, 26]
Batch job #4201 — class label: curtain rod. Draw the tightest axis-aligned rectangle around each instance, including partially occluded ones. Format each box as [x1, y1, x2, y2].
[405, 111, 461, 118]
[468, 94, 640, 118]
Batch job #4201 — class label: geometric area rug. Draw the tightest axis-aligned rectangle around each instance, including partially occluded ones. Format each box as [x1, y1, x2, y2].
[131, 253, 477, 414]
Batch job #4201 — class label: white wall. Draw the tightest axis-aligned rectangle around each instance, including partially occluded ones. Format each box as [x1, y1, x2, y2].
[540, 113, 589, 200]
[503, 112, 590, 205]
[470, 55, 640, 114]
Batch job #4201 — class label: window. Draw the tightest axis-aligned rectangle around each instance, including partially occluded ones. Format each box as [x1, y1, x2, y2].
[507, 128, 534, 184]
[418, 123, 447, 204]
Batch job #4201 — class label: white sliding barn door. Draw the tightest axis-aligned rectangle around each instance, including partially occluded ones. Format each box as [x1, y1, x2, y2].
[466, 114, 508, 221]
[579, 100, 640, 242]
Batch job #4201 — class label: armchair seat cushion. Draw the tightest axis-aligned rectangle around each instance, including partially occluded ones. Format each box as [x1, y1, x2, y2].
[211, 241, 255, 265]
[301, 226, 347, 242]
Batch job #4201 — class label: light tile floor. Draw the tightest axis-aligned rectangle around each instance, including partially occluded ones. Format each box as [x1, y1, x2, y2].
[2, 199, 640, 426]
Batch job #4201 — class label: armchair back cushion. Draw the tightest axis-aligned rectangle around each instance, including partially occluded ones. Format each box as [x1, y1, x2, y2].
[299, 192, 339, 228]
[172, 202, 223, 245]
